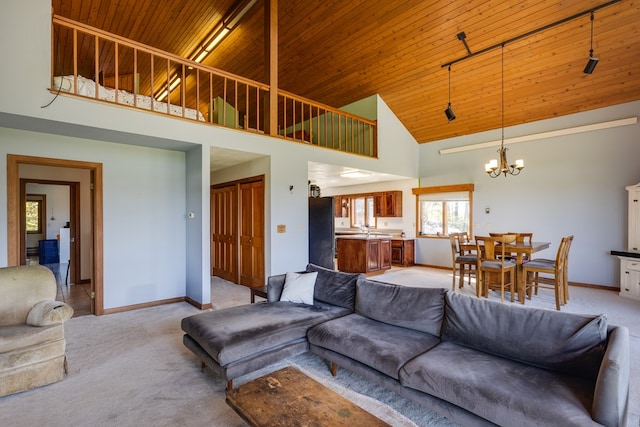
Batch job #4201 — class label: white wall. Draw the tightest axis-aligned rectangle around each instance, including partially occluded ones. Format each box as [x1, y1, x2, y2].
[0, 127, 187, 309]
[185, 145, 210, 305]
[418, 100, 640, 287]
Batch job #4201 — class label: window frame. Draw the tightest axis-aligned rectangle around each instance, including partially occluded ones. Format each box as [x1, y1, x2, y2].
[412, 184, 474, 238]
[25, 195, 46, 234]
[349, 194, 377, 229]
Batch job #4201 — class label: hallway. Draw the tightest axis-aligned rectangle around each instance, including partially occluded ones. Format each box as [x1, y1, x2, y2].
[28, 257, 92, 317]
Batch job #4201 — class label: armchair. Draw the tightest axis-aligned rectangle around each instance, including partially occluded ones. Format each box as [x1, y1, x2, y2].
[0, 265, 74, 397]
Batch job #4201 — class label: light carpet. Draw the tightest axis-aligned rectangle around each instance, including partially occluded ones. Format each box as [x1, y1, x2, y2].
[0, 287, 448, 426]
[1, 267, 638, 426]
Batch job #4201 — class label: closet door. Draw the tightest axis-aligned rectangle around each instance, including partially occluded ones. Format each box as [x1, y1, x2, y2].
[239, 180, 264, 286]
[211, 185, 237, 282]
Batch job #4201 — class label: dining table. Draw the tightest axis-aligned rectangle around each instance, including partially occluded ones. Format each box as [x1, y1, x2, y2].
[459, 239, 551, 303]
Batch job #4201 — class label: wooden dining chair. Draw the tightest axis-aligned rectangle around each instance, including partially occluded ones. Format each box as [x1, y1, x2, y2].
[449, 233, 477, 293]
[475, 235, 516, 302]
[507, 232, 533, 261]
[522, 235, 572, 310]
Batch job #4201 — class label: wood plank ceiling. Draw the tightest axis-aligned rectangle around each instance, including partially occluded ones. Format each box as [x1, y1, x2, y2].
[52, 0, 640, 144]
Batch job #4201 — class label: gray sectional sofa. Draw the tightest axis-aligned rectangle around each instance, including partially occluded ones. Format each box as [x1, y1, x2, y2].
[181, 263, 630, 427]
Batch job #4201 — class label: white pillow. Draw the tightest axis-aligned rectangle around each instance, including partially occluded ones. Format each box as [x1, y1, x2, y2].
[279, 271, 318, 305]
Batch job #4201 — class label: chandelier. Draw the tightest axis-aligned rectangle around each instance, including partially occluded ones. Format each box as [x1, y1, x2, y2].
[485, 44, 524, 178]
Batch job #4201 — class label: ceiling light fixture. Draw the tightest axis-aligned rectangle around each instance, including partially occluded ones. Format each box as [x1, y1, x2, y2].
[340, 170, 372, 179]
[156, 77, 181, 102]
[444, 65, 456, 121]
[441, 0, 620, 71]
[190, 0, 258, 64]
[583, 11, 599, 74]
[485, 44, 524, 178]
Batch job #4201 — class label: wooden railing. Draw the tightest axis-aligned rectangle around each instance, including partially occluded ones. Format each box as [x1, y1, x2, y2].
[278, 90, 377, 157]
[51, 15, 377, 158]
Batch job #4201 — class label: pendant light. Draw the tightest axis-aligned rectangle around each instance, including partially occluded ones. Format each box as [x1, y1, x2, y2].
[485, 44, 524, 178]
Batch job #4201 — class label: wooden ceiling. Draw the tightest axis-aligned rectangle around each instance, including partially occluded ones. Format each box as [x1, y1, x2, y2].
[52, 0, 640, 144]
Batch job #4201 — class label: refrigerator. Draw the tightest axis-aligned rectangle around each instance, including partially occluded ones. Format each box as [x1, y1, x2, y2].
[309, 197, 335, 269]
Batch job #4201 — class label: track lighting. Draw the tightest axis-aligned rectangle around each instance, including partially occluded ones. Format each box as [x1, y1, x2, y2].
[584, 11, 599, 74]
[445, 104, 456, 121]
[444, 65, 456, 122]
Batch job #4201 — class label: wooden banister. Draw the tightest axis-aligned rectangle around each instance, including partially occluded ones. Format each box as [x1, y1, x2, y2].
[51, 14, 377, 158]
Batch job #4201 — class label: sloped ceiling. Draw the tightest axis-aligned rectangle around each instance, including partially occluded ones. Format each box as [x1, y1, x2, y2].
[53, 0, 640, 144]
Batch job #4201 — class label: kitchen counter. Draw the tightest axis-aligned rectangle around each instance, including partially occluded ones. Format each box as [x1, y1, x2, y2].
[335, 236, 391, 275]
[334, 234, 390, 240]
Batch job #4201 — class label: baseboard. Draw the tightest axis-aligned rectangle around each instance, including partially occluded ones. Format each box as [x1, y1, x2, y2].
[102, 297, 187, 315]
[412, 264, 619, 291]
[185, 296, 213, 310]
[413, 263, 451, 271]
[568, 281, 619, 291]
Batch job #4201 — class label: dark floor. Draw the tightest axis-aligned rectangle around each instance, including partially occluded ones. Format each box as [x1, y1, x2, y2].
[28, 257, 93, 317]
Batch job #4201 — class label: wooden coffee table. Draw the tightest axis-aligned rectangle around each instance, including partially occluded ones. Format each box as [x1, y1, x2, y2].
[226, 366, 391, 426]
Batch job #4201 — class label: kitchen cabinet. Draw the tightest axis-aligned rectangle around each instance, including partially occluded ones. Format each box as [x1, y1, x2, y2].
[374, 191, 402, 217]
[334, 196, 349, 218]
[336, 236, 391, 275]
[391, 239, 414, 267]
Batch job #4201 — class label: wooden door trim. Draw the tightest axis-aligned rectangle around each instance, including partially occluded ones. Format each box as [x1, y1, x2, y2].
[7, 154, 104, 315]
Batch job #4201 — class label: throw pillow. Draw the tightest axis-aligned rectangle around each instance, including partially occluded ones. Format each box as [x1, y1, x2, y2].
[279, 271, 318, 305]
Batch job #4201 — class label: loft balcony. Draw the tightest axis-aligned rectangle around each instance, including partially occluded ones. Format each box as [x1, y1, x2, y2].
[51, 15, 377, 158]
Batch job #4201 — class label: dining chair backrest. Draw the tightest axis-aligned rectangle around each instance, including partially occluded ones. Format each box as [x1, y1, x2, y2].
[458, 231, 471, 243]
[475, 234, 516, 262]
[449, 233, 461, 263]
[509, 232, 533, 244]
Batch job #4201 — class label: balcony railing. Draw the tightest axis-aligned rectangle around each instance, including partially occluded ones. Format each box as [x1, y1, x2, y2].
[51, 15, 377, 158]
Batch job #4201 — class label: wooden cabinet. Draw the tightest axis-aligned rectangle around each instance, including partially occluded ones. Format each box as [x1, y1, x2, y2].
[374, 191, 402, 217]
[391, 239, 415, 267]
[333, 191, 402, 218]
[336, 237, 391, 275]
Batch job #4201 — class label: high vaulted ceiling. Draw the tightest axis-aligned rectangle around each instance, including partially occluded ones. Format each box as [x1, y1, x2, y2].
[53, 0, 640, 144]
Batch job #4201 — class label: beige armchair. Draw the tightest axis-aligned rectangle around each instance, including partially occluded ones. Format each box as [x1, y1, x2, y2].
[0, 265, 74, 397]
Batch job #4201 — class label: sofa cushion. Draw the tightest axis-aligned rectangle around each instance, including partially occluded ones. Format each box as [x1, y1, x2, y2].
[279, 272, 317, 305]
[399, 341, 601, 427]
[308, 313, 441, 379]
[356, 280, 445, 335]
[181, 302, 350, 366]
[305, 263, 360, 310]
[442, 291, 607, 380]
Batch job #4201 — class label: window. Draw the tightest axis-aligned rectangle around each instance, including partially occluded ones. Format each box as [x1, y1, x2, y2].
[350, 195, 375, 229]
[25, 198, 44, 234]
[412, 184, 474, 237]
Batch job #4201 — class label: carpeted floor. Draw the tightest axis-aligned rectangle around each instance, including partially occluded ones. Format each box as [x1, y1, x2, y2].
[1, 266, 638, 426]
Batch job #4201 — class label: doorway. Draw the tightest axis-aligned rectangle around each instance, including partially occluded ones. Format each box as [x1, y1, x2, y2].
[7, 154, 104, 315]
